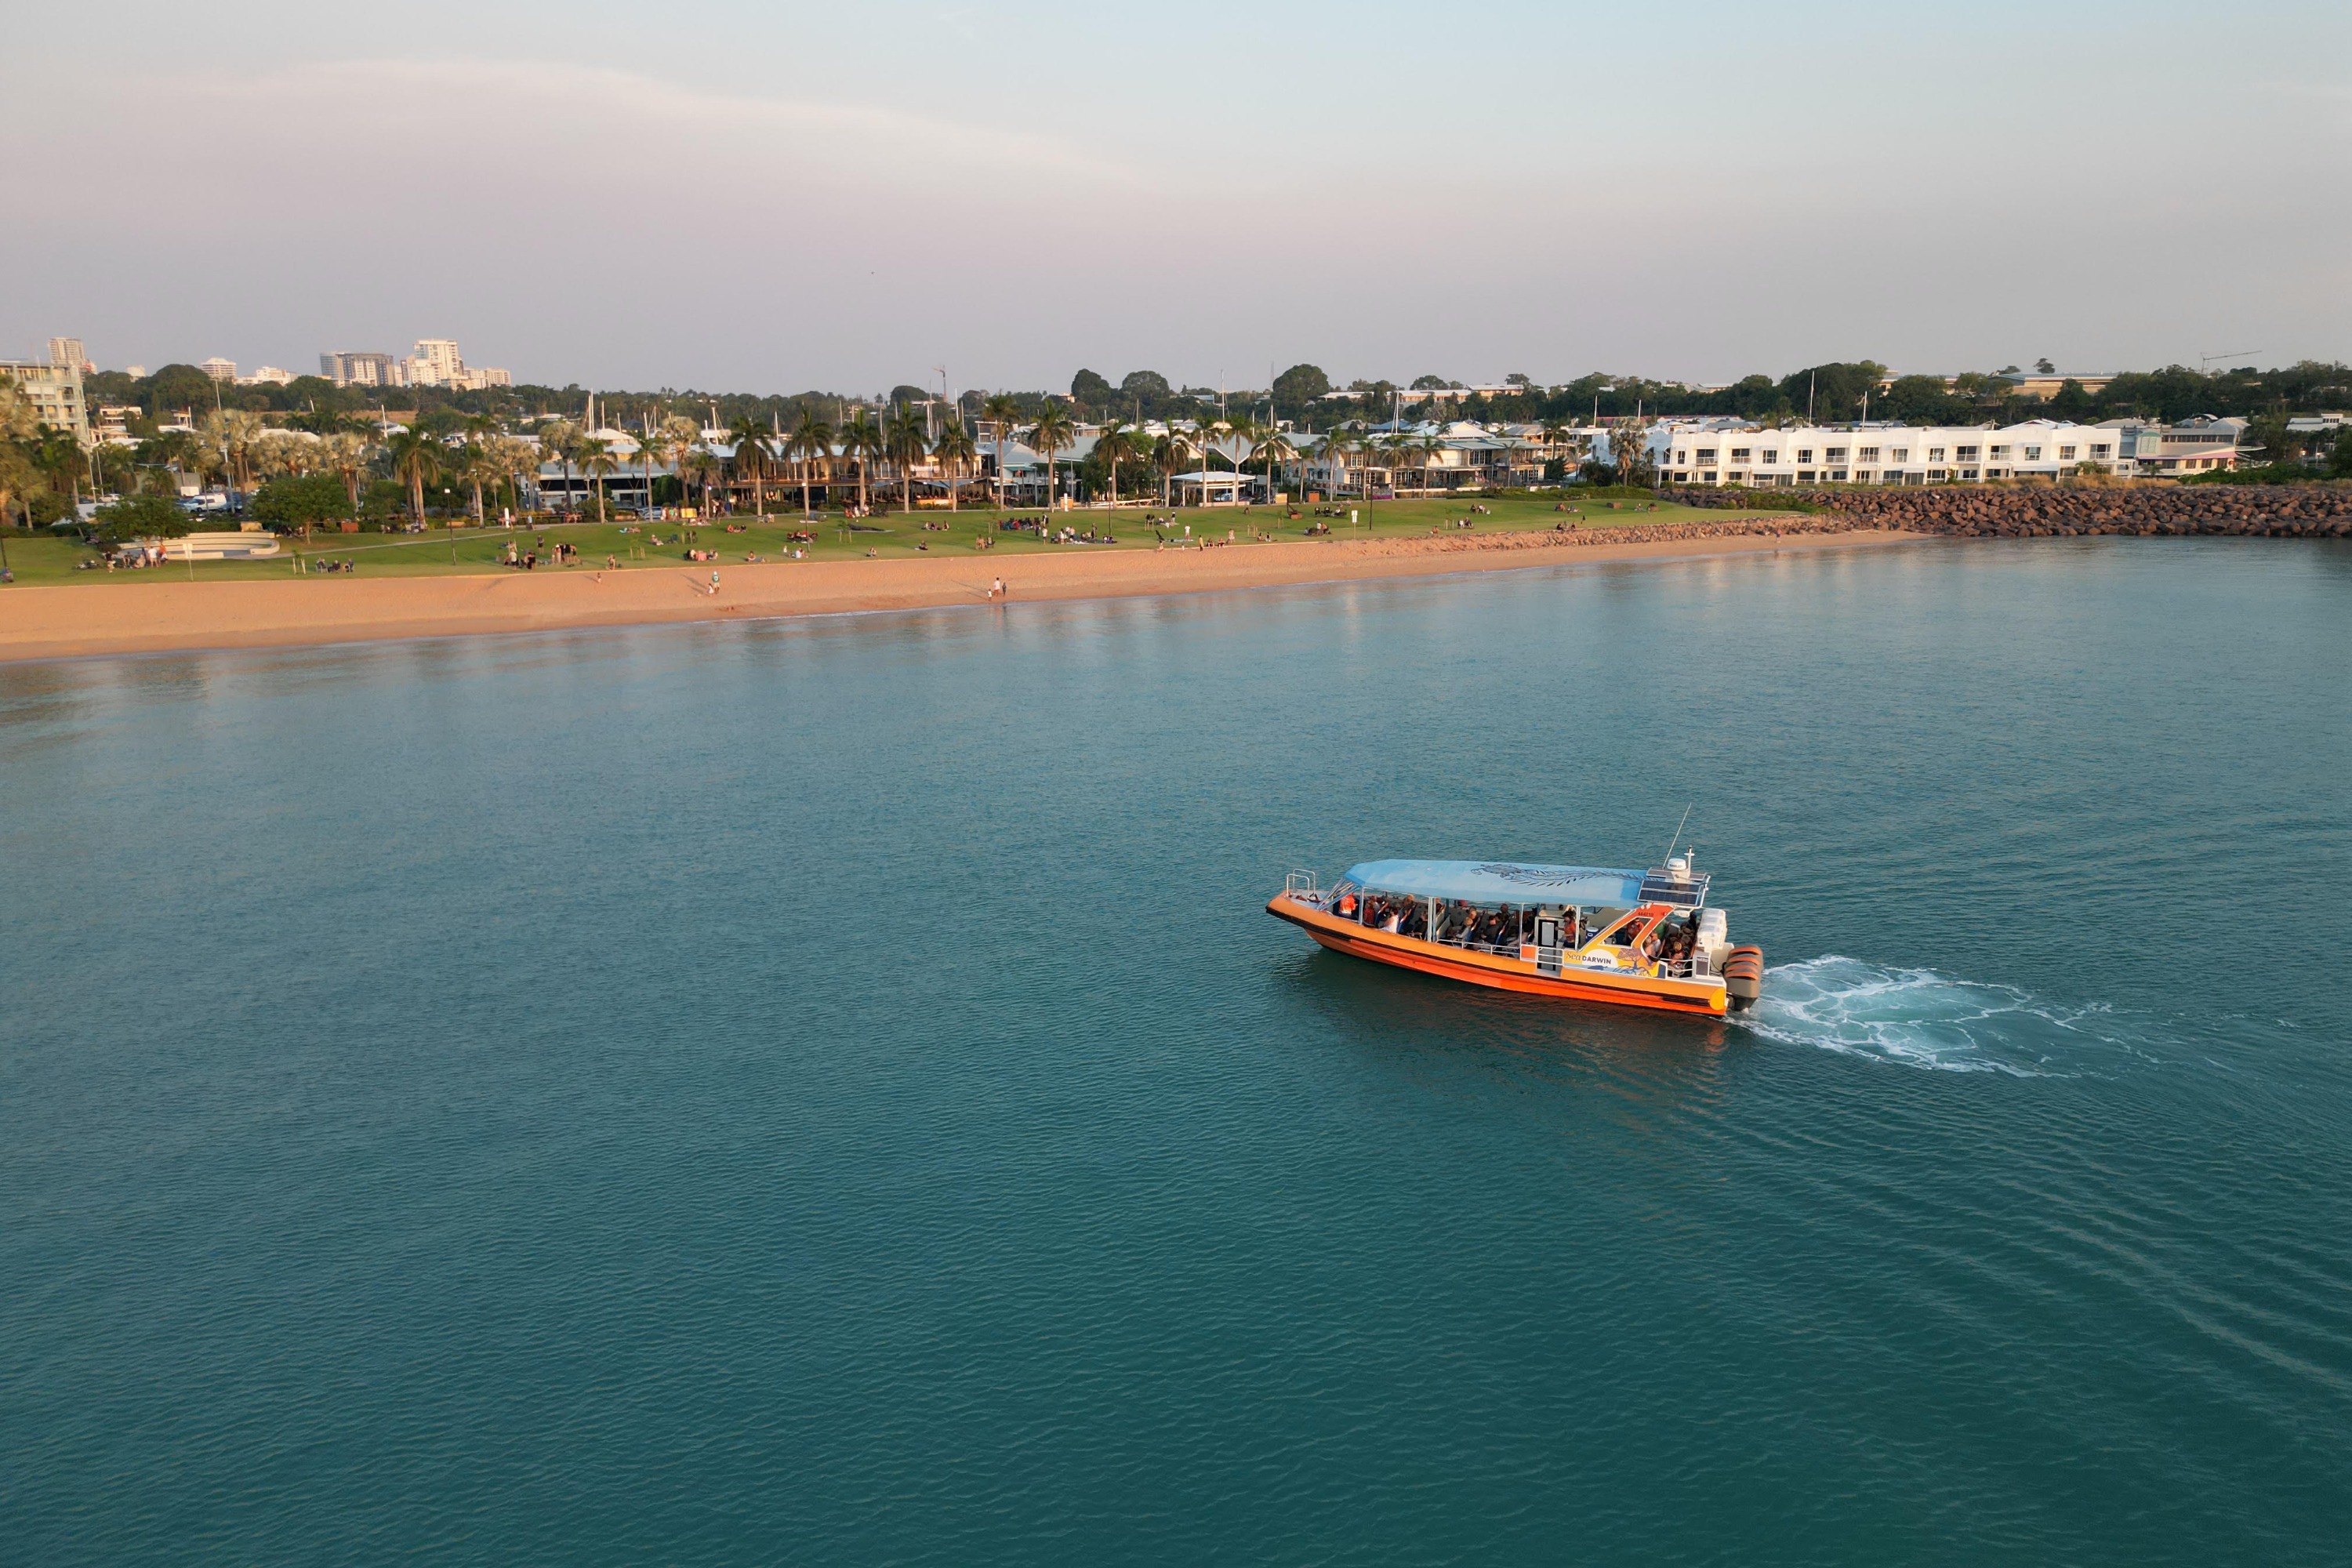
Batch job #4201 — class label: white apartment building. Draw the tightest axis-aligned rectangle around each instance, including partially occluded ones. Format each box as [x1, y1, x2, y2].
[0, 357, 91, 443]
[409, 339, 465, 385]
[321, 350, 398, 387]
[1648, 418, 2141, 486]
[49, 337, 89, 373]
[200, 357, 237, 382]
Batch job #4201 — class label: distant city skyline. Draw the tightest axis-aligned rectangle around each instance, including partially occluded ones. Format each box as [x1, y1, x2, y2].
[7, 1, 2349, 394]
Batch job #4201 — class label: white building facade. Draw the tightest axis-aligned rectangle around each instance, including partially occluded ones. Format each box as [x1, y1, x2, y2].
[0, 357, 89, 444]
[1647, 418, 2146, 486]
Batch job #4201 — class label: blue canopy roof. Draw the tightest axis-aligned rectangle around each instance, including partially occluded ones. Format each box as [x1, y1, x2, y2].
[1341, 859, 1648, 907]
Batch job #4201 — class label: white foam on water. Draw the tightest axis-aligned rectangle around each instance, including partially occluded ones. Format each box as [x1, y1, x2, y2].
[1732, 955, 2121, 1075]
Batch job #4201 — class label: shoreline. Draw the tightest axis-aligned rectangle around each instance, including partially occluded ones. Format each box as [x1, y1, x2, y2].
[0, 523, 1921, 664]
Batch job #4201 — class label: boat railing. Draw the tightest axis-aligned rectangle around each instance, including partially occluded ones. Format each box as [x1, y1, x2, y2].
[1429, 933, 1534, 960]
[1284, 869, 1324, 902]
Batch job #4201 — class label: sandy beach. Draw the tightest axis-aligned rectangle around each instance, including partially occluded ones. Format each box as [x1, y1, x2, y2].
[0, 523, 1919, 662]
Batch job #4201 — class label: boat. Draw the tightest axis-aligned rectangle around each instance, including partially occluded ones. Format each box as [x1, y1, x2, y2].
[1266, 855, 1764, 1016]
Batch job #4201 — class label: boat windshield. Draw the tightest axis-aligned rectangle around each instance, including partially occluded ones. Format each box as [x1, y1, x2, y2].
[1583, 909, 1633, 945]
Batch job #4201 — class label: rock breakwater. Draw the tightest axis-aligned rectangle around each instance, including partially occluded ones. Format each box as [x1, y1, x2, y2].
[1661, 484, 2352, 539]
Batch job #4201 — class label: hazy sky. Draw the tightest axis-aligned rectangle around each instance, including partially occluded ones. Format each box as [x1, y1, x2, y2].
[8, 0, 2349, 395]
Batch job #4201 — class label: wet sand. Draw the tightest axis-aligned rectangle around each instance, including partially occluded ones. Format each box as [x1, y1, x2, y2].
[0, 524, 1920, 662]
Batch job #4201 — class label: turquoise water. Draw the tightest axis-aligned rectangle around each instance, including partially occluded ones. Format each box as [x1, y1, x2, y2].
[4, 538, 2350, 1564]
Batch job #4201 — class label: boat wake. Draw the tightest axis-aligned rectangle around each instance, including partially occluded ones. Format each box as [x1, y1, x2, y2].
[1733, 955, 2125, 1075]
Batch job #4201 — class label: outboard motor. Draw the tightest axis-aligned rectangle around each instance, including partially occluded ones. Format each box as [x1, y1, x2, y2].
[1722, 946, 1765, 1010]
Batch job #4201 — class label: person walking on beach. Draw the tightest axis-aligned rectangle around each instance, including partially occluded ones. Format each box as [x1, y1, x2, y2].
[710, 569, 721, 595]
[990, 575, 1006, 601]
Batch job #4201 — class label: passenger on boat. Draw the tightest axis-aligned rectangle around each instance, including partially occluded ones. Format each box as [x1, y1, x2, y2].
[1337, 891, 1359, 920]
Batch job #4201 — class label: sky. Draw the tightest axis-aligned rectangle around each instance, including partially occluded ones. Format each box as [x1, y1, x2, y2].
[6, 0, 2349, 397]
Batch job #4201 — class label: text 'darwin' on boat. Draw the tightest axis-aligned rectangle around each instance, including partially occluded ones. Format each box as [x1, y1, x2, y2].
[1266, 855, 1764, 1015]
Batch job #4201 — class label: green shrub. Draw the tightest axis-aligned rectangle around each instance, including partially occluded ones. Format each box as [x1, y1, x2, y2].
[360, 478, 407, 519]
[251, 472, 352, 527]
[93, 492, 194, 541]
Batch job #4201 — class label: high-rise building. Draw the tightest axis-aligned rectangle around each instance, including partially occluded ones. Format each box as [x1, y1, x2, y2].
[322, 340, 510, 392]
[321, 350, 398, 388]
[200, 357, 237, 382]
[48, 337, 89, 373]
[408, 339, 465, 387]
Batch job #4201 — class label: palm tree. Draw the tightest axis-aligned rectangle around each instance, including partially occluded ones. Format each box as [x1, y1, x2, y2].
[579, 438, 619, 524]
[1250, 424, 1299, 503]
[680, 448, 721, 519]
[981, 394, 1022, 510]
[631, 421, 661, 520]
[1179, 415, 1229, 506]
[726, 416, 772, 517]
[198, 408, 265, 510]
[931, 416, 977, 512]
[461, 441, 506, 524]
[884, 405, 929, 514]
[385, 430, 442, 531]
[1091, 420, 1140, 508]
[1610, 420, 1654, 488]
[646, 416, 699, 517]
[0, 379, 40, 532]
[0, 376, 34, 445]
[142, 429, 197, 508]
[838, 408, 884, 513]
[1316, 426, 1358, 501]
[1418, 430, 1444, 495]
[493, 434, 539, 520]
[787, 408, 835, 515]
[1028, 401, 1075, 512]
[1150, 430, 1188, 507]
[31, 434, 82, 513]
[536, 418, 581, 517]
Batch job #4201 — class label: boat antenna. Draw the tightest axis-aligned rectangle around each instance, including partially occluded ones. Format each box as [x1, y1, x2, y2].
[1663, 803, 1693, 862]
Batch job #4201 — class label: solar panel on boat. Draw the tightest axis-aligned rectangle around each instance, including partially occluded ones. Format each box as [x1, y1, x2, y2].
[1637, 870, 1711, 907]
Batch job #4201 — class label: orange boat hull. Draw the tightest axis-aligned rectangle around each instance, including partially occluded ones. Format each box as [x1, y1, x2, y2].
[1268, 894, 1729, 1016]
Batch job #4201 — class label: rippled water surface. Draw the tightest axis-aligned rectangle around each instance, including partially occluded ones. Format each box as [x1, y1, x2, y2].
[5, 538, 2350, 1564]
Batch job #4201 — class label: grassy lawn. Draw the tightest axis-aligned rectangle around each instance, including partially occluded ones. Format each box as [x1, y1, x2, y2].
[0, 492, 1734, 588]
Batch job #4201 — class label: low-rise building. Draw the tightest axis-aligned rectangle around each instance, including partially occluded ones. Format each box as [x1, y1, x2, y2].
[2102, 416, 2245, 474]
[93, 405, 143, 445]
[1287, 420, 1565, 496]
[1648, 418, 2139, 486]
